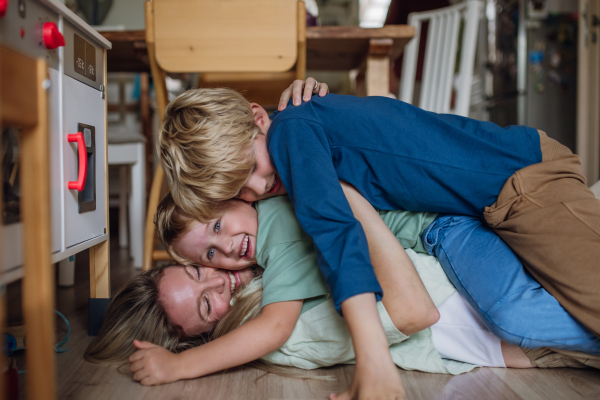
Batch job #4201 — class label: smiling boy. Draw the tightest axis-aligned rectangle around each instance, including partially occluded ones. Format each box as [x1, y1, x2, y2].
[174, 200, 258, 270]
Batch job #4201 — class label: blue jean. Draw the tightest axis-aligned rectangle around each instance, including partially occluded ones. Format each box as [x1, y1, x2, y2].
[422, 214, 600, 355]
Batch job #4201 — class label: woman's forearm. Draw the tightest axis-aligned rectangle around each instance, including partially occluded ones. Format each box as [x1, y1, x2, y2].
[177, 300, 303, 380]
[340, 181, 439, 334]
[341, 293, 394, 359]
[340, 293, 406, 399]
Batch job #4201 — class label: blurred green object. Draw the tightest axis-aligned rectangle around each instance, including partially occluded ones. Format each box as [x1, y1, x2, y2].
[76, 0, 113, 25]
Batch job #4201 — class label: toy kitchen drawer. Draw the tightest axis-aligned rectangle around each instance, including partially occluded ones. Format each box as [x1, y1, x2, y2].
[0, 0, 111, 282]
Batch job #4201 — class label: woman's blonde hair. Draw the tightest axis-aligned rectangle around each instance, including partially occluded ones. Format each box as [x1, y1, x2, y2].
[159, 88, 260, 221]
[84, 265, 207, 365]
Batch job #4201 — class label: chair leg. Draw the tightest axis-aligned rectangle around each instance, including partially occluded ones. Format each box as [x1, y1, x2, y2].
[130, 143, 146, 268]
[143, 165, 164, 271]
[118, 165, 129, 248]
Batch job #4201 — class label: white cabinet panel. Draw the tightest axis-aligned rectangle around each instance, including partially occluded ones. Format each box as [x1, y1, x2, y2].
[62, 74, 106, 248]
[49, 68, 63, 254]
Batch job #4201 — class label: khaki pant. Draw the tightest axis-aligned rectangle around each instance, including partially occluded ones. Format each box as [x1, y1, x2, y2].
[523, 347, 600, 369]
[484, 131, 600, 338]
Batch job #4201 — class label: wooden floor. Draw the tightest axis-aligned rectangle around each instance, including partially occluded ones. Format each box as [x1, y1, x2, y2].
[8, 236, 600, 400]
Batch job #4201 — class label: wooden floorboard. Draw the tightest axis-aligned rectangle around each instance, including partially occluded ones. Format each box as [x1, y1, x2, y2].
[8, 236, 600, 399]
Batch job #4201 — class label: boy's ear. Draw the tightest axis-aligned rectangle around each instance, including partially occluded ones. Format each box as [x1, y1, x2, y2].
[250, 103, 270, 133]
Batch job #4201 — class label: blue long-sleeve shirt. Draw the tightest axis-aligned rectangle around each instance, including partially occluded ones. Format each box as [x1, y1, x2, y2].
[268, 94, 541, 313]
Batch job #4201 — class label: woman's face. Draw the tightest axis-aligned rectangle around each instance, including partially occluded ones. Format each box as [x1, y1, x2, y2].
[159, 265, 258, 335]
[173, 200, 259, 270]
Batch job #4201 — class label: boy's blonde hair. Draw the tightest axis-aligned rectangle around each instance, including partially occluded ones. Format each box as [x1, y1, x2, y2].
[159, 88, 260, 221]
[155, 192, 195, 265]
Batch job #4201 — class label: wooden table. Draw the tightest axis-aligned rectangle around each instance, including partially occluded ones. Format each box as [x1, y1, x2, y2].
[100, 25, 414, 96]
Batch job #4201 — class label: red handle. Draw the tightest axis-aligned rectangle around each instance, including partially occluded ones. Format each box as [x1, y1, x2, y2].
[68, 132, 87, 191]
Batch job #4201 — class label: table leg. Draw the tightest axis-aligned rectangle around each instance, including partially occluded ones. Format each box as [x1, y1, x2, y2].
[366, 38, 393, 97]
[118, 165, 129, 248]
[90, 49, 111, 336]
[129, 144, 146, 268]
[89, 241, 111, 336]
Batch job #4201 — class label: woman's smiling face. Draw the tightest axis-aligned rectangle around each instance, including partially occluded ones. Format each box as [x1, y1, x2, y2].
[173, 200, 258, 270]
[159, 265, 258, 335]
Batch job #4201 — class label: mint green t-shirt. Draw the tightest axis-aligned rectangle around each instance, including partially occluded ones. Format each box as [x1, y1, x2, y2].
[255, 197, 472, 375]
[262, 249, 470, 375]
[255, 196, 437, 312]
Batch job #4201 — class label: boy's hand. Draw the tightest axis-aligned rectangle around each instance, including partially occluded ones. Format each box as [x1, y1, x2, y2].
[330, 353, 406, 400]
[278, 77, 329, 111]
[129, 340, 183, 386]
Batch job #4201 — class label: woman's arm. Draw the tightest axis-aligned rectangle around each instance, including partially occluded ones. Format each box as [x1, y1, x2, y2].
[340, 181, 440, 335]
[129, 300, 302, 386]
[277, 78, 329, 110]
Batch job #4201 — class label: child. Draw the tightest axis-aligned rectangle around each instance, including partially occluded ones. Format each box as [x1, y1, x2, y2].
[159, 88, 600, 349]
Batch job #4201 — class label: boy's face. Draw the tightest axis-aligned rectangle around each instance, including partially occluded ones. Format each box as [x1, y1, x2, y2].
[159, 265, 258, 335]
[173, 200, 259, 270]
[236, 104, 287, 202]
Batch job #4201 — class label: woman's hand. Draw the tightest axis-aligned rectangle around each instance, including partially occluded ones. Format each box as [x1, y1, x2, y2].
[129, 340, 182, 386]
[332, 293, 406, 400]
[330, 354, 406, 400]
[278, 77, 329, 111]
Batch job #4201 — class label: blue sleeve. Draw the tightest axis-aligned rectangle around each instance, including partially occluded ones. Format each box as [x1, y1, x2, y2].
[268, 119, 383, 314]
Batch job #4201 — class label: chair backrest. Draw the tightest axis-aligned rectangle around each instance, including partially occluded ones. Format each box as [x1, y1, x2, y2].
[399, 0, 483, 117]
[152, 0, 299, 73]
[145, 0, 305, 116]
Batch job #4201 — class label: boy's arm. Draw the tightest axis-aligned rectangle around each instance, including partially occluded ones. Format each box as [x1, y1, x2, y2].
[269, 119, 384, 313]
[340, 181, 439, 334]
[129, 300, 302, 386]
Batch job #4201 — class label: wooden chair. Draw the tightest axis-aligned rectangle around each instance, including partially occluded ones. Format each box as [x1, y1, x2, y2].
[143, 0, 306, 271]
[399, 0, 483, 117]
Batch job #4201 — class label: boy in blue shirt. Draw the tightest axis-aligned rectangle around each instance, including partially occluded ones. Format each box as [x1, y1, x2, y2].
[159, 86, 600, 399]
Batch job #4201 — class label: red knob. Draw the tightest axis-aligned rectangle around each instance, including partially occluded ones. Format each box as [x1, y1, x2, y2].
[43, 22, 65, 49]
[68, 133, 88, 191]
[0, 0, 8, 18]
